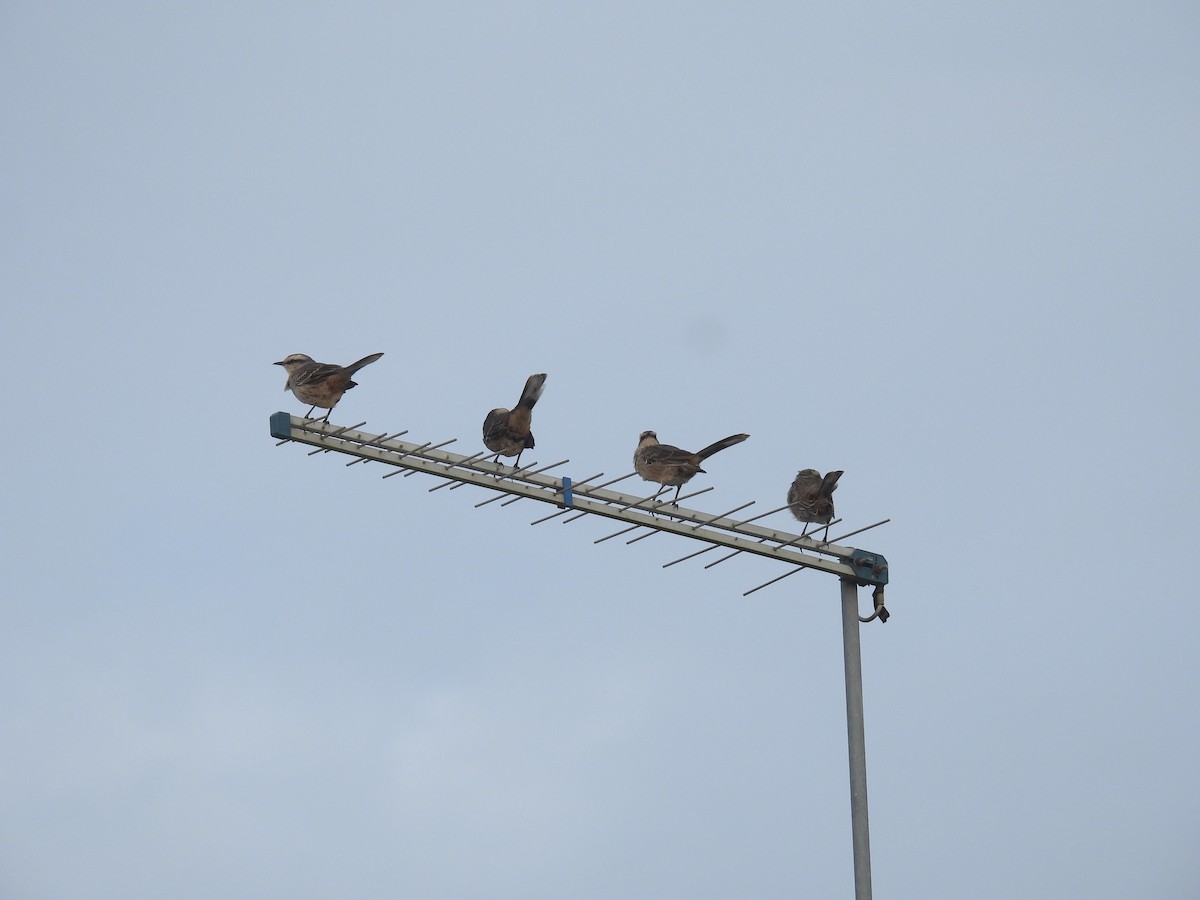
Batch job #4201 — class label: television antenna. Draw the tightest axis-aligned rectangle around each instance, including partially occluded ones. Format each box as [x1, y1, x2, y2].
[271, 412, 890, 899]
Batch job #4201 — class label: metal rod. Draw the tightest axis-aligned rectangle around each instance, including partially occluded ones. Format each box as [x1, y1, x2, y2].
[741, 564, 808, 596]
[325, 420, 367, 439]
[473, 468, 538, 506]
[626, 528, 662, 545]
[525, 459, 570, 476]
[402, 438, 459, 475]
[494, 459, 540, 479]
[691, 501, 756, 530]
[770, 519, 843, 553]
[530, 508, 572, 525]
[429, 451, 488, 489]
[710, 524, 838, 569]
[614, 485, 714, 520]
[727, 503, 791, 528]
[307, 421, 367, 454]
[840, 578, 873, 900]
[827, 519, 892, 546]
[342, 430, 387, 462]
[347, 431, 409, 465]
[568, 472, 605, 489]
[664, 485, 715, 507]
[382, 440, 434, 476]
[614, 486, 670, 513]
[662, 544, 719, 568]
[703, 549, 743, 569]
[300, 420, 365, 437]
[594, 523, 644, 544]
[471, 462, 542, 505]
[495, 460, 570, 504]
[528, 473, 605, 524]
[447, 452, 497, 489]
[345, 427, 387, 448]
[576, 472, 637, 493]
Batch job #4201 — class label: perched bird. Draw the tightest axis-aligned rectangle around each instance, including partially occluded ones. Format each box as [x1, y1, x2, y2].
[482, 373, 548, 468]
[633, 431, 750, 503]
[274, 352, 384, 422]
[787, 468, 843, 540]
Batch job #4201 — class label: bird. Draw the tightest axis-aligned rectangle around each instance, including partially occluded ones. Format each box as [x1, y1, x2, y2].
[787, 468, 843, 540]
[482, 373, 547, 468]
[274, 352, 384, 422]
[633, 431, 750, 503]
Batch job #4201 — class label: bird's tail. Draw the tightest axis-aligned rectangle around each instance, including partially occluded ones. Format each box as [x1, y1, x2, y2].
[517, 373, 548, 410]
[344, 352, 385, 375]
[694, 433, 750, 461]
[819, 470, 844, 498]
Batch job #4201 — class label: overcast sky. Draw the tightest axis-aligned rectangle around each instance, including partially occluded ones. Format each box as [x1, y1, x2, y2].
[2, 2, 1198, 897]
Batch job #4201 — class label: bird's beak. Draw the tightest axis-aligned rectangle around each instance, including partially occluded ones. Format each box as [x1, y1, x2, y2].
[273, 360, 285, 366]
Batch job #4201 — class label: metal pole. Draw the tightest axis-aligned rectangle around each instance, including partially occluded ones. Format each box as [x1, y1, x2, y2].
[840, 577, 873, 899]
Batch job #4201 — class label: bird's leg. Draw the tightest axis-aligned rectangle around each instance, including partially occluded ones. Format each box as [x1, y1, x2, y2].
[305, 405, 317, 419]
[645, 485, 667, 516]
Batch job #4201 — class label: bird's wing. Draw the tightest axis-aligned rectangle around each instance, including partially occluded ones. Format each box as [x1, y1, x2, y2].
[788, 473, 820, 503]
[482, 408, 510, 442]
[292, 362, 344, 386]
[638, 443, 693, 465]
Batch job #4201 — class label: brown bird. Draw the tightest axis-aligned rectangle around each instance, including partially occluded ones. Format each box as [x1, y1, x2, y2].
[482, 373, 547, 468]
[787, 468, 843, 540]
[633, 431, 750, 503]
[274, 352, 384, 422]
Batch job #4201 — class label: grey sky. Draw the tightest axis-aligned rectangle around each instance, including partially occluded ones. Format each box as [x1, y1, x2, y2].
[2, 2, 1198, 897]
